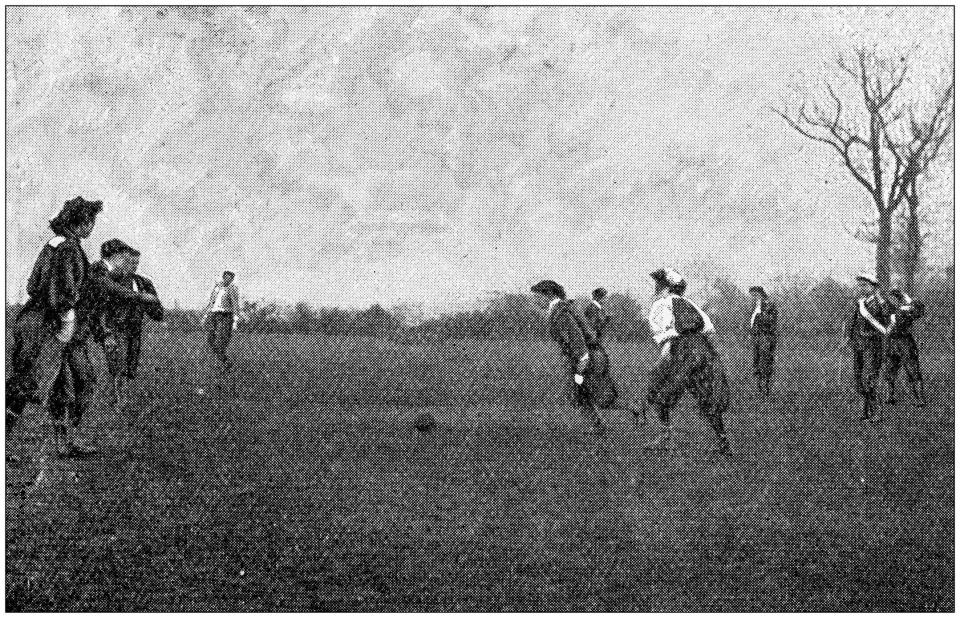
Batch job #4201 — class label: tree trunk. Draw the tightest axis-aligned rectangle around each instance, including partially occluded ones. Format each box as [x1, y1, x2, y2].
[875, 204, 893, 292]
[903, 178, 921, 296]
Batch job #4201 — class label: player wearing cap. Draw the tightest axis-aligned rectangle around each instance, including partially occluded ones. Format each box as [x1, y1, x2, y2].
[531, 280, 605, 435]
[846, 273, 891, 423]
[6, 197, 104, 460]
[885, 288, 926, 407]
[88, 239, 163, 410]
[643, 268, 732, 456]
[748, 285, 778, 396]
[203, 271, 240, 371]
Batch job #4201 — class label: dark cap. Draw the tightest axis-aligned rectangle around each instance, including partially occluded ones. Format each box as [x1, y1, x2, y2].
[855, 273, 878, 286]
[530, 279, 566, 299]
[749, 285, 767, 296]
[592, 287, 608, 300]
[50, 196, 103, 234]
[100, 238, 135, 259]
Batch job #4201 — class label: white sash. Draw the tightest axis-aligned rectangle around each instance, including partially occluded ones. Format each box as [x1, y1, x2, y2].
[858, 298, 888, 334]
[750, 301, 762, 327]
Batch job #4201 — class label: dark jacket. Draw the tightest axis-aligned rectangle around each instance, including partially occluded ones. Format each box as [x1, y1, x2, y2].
[750, 299, 778, 335]
[888, 301, 924, 339]
[584, 301, 610, 343]
[20, 235, 89, 323]
[87, 261, 159, 341]
[673, 296, 706, 336]
[548, 300, 594, 361]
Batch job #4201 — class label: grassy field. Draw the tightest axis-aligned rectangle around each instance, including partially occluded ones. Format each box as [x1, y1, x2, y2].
[5, 329, 954, 611]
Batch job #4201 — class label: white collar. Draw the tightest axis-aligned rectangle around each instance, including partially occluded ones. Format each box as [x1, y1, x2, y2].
[104, 259, 115, 272]
[548, 298, 562, 312]
[591, 299, 603, 309]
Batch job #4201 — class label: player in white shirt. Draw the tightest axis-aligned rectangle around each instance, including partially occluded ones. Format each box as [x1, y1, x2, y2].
[643, 268, 732, 456]
[203, 271, 240, 371]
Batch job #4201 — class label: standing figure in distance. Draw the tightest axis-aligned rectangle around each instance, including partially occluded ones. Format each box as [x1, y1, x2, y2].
[884, 288, 926, 407]
[531, 280, 605, 435]
[748, 285, 778, 396]
[89, 240, 163, 410]
[846, 273, 890, 424]
[203, 270, 240, 371]
[643, 268, 731, 456]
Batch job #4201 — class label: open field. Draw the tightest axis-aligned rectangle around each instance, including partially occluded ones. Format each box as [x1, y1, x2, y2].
[5, 329, 955, 611]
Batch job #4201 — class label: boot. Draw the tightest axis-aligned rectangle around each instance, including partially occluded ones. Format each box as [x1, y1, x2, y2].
[642, 423, 674, 450]
[582, 405, 605, 435]
[53, 422, 70, 459]
[630, 403, 648, 428]
[886, 380, 898, 405]
[66, 425, 98, 458]
[710, 433, 733, 457]
[5, 419, 19, 464]
[114, 376, 129, 411]
[910, 380, 927, 407]
[861, 396, 881, 424]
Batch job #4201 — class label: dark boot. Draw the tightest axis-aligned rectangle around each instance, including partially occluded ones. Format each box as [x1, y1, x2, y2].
[711, 433, 733, 457]
[706, 412, 732, 457]
[910, 380, 927, 407]
[582, 404, 604, 435]
[5, 414, 19, 464]
[53, 422, 70, 459]
[862, 396, 881, 424]
[886, 380, 898, 405]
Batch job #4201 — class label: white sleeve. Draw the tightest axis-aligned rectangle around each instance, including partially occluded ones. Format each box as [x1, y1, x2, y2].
[648, 299, 678, 345]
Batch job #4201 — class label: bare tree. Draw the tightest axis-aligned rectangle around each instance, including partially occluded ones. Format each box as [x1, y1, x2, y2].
[775, 48, 913, 290]
[883, 83, 954, 294]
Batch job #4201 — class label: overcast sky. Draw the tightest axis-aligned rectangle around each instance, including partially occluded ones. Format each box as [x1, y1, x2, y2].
[6, 7, 953, 310]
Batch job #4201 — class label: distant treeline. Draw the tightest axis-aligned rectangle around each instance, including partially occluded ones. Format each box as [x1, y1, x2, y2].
[6, 271, 954, 342]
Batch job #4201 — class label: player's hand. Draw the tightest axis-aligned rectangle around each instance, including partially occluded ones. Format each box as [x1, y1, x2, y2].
[55, 310, 77, 343]
[576, 353, 590, 374]
[139, 292, 158, 304]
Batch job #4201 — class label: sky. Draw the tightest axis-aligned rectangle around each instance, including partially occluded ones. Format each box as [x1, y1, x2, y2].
[5, 7, 954, 311]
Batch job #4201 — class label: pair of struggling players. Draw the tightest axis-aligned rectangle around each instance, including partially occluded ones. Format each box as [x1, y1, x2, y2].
[849, 273, 927, 423]
[532, 268, 732, 457]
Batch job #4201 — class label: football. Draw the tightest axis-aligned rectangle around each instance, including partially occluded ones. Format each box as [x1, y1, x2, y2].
[413, 411, 437, 432]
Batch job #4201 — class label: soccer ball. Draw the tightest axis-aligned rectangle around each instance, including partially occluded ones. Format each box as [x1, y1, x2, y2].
[413, 411, 437, 432]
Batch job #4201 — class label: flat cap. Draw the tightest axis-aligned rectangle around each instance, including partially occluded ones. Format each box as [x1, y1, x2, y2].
[530, 279, 566, 299]
[101, 238, 134, 258]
